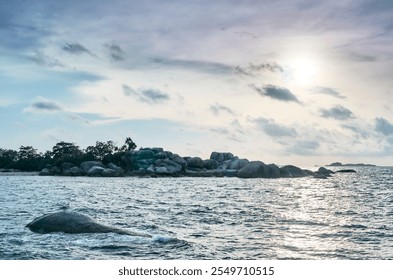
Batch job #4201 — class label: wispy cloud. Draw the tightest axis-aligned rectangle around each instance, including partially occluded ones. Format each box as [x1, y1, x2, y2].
[320, 105, 354, 120]
[375, 117, 393, 136]
[347, 52, 377, 62]
[105, 42, 126, 61]
[235, 62, 284, 76]
[67, 113, 91, 125]
[29, 50, 64, 68]
[342, 124, 370, 138]
[24, 96, 63, 113]
[254, 117, 297, 137]
[152, 57, 233, 74]
[251, 84, 300, 103]
[210, 103, 236, 116]
[310, 86, 346, 99]
[63, 43, 94, 56]
[123, 84, 170, 104]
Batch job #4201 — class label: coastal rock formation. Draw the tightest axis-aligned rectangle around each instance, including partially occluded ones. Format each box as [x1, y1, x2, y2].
[38, 147, 344, 179]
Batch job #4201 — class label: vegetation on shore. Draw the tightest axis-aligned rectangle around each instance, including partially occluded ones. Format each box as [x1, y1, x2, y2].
[0, 137, 137, 172]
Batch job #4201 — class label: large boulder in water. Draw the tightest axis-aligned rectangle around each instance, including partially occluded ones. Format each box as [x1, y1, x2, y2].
[203, 159, 218, 170]
[267, 164, 280, 178]
[210, 152, 235, 162]
[80, 161, 105, 174]
[315, 167, 334, 176]
[238, 161, 267, 178]
[279, 165, 310, 178]
[87, 166, 105, 177]
[106, 163, 125, 174]
[186, 157, 204, 169]
[39, 168, 54, 176]
[229, 159, 249, 170]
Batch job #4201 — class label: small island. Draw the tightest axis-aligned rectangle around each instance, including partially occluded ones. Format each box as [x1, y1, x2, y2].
[327, 162, 376, 167]
[0, 138, 353, 179]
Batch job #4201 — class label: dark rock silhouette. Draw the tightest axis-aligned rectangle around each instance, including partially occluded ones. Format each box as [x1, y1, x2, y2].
[336, 169, 357, 173]
[26, 211, 151, 237]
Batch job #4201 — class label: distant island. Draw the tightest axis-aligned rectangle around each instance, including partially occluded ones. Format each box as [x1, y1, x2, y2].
[327, 162, 376, 167]
[0, 138, 357, 179]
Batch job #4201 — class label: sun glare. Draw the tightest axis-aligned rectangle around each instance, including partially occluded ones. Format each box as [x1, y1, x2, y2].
[287, 55, 318, 86]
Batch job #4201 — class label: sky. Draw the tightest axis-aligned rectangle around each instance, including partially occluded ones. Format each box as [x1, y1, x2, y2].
[1, 0, 393, 166]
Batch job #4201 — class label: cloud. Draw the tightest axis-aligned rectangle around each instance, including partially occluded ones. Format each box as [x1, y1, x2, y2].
[288, 140, 320, 155]
[254, 117, 297, 137]
[209, 126, 242, 142]
[320, 105, 354, 120]
[310, 87, 346, 99]
[251, 84, 300, 103]
[63, 43, 94, 56]
[235, 62, 284, 76]
[151, 57, 233, 74]
[210, 103, 235, 116]
[375, 117, 393, 136]
[105, 42, 126, 61]
[122, 84, 170, 104]
[342, 124, 370, 138]
[347, 52, 377, 62]
[29, 50, 64, 68]
[24, 96, 63, 113]
[67, 113, 90, 125]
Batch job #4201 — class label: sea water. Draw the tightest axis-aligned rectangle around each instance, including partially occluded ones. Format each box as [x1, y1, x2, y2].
[0, 166, 392, 259]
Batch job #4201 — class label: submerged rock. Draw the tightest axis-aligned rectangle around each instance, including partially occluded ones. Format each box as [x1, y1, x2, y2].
[336, 169, 357, 173]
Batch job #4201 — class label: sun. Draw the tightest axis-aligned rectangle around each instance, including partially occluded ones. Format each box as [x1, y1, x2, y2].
[286, 55, 318, 86]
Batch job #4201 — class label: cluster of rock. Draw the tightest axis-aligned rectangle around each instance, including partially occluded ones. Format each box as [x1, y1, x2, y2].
[39, 148, 352, 179]
[121, 148, 336, 179]
[39, 161, 125, 177]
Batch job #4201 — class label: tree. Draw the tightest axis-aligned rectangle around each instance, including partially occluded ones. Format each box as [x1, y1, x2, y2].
[119, 137, 137, 151]
[85, 140, 117, 161]
[0, 148, 18, 169]
[17, 146, 38, 160]
[15, 146, 42, 171]
[51, 141, 83, 166]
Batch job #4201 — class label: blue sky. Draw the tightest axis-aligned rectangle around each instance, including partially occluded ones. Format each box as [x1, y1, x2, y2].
[1, 0, 393, 166]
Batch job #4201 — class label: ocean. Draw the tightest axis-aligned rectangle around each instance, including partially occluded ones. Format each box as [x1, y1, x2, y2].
[1, 166, 392, 260]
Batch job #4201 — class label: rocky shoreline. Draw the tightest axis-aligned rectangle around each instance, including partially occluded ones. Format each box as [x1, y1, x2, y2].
[37, 147, 352, 179]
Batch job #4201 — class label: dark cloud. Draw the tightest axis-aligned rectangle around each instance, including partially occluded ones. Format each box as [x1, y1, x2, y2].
[311, 87, 346, 99]
[254, 117, 297, 137]
[320, 105, 354, 120]
[152, 57, 233, 74]
[235, 62, 284, 76]
[105, 42, 126, 61]
[29, 50, 64, 68]
[122, 84, 170, 104]
[63, 43, 94, 56]
[375, 117, 393, 136]
[251, 84, 300, 103]
[210, 103, 235, 116]
[24, 97, 63, 113]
